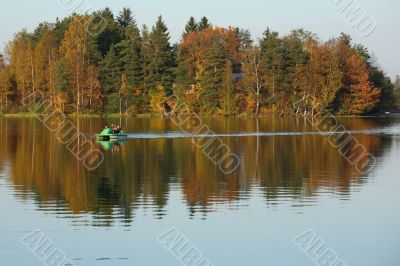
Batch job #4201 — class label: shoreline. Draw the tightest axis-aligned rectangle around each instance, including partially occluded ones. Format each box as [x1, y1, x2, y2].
[1, 112, 398, 119]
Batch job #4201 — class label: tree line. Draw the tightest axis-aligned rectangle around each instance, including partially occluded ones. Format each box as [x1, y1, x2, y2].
[0, 7, 397, 116]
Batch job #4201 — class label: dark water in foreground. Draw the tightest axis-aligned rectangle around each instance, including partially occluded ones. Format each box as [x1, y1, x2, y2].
[0, 117, 399, 266]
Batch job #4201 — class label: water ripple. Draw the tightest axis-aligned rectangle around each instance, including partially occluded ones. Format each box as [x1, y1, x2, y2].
[124, 127, 400, 139]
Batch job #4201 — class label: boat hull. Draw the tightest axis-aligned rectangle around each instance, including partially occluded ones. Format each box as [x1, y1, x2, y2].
[95, 134, 128, 141]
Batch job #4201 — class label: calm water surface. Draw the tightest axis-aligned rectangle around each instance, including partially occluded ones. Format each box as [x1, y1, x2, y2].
[0, 117, 399, 265]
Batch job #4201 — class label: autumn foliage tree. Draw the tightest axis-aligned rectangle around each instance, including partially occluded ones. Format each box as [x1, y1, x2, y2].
[0, 54, 13, 112]
[33, 27, 58, 101]
[337, 42, 381, 115]
[241, 45, 262, 114]
[178, 27, 240, 114]
[84, 65, 102, 112]
[0, 9, 393, 116]
[61, 15, 100, 114]
[8, 31, 35, 106]
[294, 40, 342, 116]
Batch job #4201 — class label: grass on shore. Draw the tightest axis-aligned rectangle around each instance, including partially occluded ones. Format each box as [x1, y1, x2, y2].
[0, 112, 38, 118]
[0, 112, 154, 118]
[0, 112, 396, 119]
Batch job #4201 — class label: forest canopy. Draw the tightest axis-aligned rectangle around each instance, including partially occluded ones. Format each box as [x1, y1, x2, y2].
[0, 8, 396, 116]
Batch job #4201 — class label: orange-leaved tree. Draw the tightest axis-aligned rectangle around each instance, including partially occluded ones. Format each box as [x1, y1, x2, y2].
[337, 43, 380, 115]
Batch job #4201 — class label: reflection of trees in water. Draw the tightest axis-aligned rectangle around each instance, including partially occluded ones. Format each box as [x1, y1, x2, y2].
[0, 117, 391, 225]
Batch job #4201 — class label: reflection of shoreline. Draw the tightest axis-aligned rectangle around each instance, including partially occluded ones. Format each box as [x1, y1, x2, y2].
[0, 117, 391, 225]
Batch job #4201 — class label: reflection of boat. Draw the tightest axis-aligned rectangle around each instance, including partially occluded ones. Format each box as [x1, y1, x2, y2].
[96, 140, 126, 151]
[95, 128, 128, 141]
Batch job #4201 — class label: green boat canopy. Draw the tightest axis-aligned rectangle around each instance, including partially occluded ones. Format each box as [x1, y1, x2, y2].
[100, 128, 114, 135]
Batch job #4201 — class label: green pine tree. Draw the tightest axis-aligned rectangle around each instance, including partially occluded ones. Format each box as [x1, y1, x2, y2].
[198, 41, 225, 114]
[174, 54, 197, 113]
[100, 45, 121, 95]
[55, 58, 70, 92]
[282, 29, 311, 107]
[93, 8, 122, 56]
[117, 24, 142, 88]
[394, 76, 400, 109]
[198, 16, 212, 31]
[183, 17, 198, 37]
[117, 7, 135, 32]
[221, 61, 236, 115]
[260, 29, 286, 107]
[174, 56, 193, 95]
[53, 17, 73, 45]
[142, 16, 175, 96]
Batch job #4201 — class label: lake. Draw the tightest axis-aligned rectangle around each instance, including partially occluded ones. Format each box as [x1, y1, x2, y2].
[0, 116, 399, 266]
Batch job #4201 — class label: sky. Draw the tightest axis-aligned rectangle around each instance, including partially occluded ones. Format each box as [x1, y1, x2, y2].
[0, 0, 398, 80]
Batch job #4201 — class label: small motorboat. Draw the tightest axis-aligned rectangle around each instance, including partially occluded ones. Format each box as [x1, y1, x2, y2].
[96, 128, 128, 141]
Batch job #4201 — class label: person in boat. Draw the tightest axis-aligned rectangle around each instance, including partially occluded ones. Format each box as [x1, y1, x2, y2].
[115, 125, 122, 134]
[110, 124, 116, 134]
[108, 124, 121, 134]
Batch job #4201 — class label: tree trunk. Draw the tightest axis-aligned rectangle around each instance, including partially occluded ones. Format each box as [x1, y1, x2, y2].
[30, 51, 35, 104]
[76, 63, 80, 115]
[255, 97, 260, 115]
[125, 99, 128, 116]
[119, 92, 122, 117]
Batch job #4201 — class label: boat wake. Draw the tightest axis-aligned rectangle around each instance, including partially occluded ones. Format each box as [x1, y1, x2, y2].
[126, 127, 400, 139]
